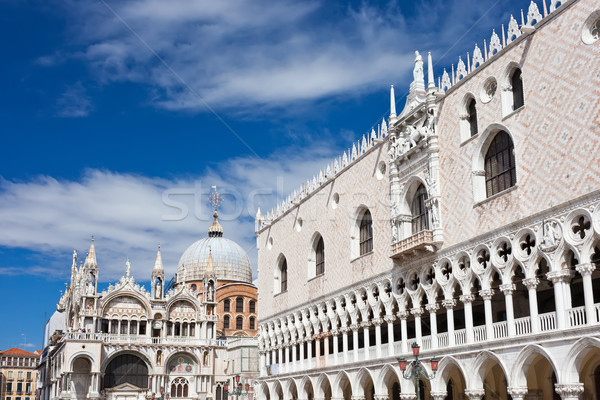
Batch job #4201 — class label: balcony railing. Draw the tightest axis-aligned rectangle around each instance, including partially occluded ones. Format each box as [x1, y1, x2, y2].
[64, 332, 217, 346]
[390, 230, 435, 258]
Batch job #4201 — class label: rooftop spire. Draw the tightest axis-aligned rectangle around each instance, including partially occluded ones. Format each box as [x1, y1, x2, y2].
[84, 236, 97, 268]
[153, 244, 163, 273]
[390, 85, 397, 119]
[427, 52, 435, 89]
[125, 258, 131, 279]
[206, 247, 214, 275]
[208, 185, 224, 237]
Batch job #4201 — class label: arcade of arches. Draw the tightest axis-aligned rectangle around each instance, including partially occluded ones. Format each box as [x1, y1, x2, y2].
[256, 339, 600, 400]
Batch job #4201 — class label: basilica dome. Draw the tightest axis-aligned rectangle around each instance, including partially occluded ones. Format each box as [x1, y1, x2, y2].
[176, 211, 252, 284]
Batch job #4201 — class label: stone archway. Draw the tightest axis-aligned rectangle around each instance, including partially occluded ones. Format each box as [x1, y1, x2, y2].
[315, 374, 332, 400]
[472, 352, 510, 399]
[355, 368, 375, 400]
[332, 371, 352, 400]
[72, 357, 91, 400]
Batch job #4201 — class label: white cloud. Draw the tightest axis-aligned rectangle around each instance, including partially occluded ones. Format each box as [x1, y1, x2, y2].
[51, 0, 500, 112]
[56, 82, 93, 117]
[0, 141, 344, 282]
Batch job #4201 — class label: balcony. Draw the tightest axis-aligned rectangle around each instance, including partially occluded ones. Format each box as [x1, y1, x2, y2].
[63, 332, 217, 347]
[391, 230, 435, 258]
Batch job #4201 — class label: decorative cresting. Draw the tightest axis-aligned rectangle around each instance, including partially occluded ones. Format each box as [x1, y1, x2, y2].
[438, 0, 558, 93]
[255, 115, 390, 231]
[258, 198, 600, 359]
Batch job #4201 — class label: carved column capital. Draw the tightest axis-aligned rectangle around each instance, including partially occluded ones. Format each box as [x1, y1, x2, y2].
[373, 396, 389, 400]
[575, 262, 596, 276]
[350, 324, 360, 332]
[499, 283, 516, 295]
[442, 299, 456, 309]
[372, 318, 384, 326]
[384, 315, 397, 323]
[547, 270, 572, 284]
[360, 321, 371, 328]
[425, 304, 439, 313]
[522, 277, 539, 290]
[479, 289, 494, 300]
[399, 394, 417, 400]
[351, 396, 366, 400]
[507, 387, 528, 399]
[331, 329, 340, 336]
[430, 392, 447, 400]
[464, 389, 485, 400]
[554, 383, 584, 399]
[397, 310, 410, 320]
[459, 294, 476, 303]
[472, 169, 486, 177]
[411, 308, 424, 317]
[340, 326, 351, 334]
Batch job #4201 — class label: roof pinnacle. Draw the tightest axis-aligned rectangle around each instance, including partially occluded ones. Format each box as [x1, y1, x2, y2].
[208, 186, 224, 237]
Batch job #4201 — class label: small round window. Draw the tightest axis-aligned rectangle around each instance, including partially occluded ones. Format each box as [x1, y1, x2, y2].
[480, 77, 497, 103]
[582, 11, 600, 45]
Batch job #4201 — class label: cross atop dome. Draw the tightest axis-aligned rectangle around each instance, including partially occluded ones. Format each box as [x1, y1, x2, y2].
[208, 185, 224, 237]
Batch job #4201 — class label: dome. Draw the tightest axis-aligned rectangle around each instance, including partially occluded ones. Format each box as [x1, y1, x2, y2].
[177, 211, 252, 283]
[177, 237, 252, 283]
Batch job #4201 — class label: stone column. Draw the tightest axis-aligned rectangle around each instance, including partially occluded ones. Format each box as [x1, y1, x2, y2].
[480, 289, 494, 340]
[385, 315, 396, 356]
[361, 322, 371, 360]
[398, 311, 409, 353]
[299, 340, 305, 369]
[548, 271, 568, 329]
[523, 278, 540, 333]
[442, 299, 456, 346]
[341, 327, 349, 363]
[554, 383, 584, 400]
[332, 330, 339, 364]
[411, 308, 423, 345]
[373, 318, 383, 359]
[507, 387, 528, 400]
[291, 342, 297, 372]
[500, 284, 516, 337]
[465, 389, 485, 400]
[352, 324, 360, 362]
[425, 304, 438, 349]
[459, 294, 475, 344]
[277, 346, 283, 372]
[307, 339, 313, 367]
[576, 263, 596, 324]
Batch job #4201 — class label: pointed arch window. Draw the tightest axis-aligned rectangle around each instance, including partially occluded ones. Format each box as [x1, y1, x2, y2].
[468, 98, 478, 136]
[170, 378, 189, 398]
[280, 259, 287, 292]
[511, 68, 524, 110]
[484, 131, 516, 197]
[359, 210, 373, 255]
[315, 237, 325, 275]
[411, 184, 429, 233]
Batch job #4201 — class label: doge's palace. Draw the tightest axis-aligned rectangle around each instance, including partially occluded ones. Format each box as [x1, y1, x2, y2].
[255, 0, 600, 399]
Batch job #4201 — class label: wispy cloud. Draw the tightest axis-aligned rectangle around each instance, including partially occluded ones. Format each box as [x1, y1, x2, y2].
[43, 0, 508, 113]
[55, 82, 93, 117]
[0, 140, 344, 281]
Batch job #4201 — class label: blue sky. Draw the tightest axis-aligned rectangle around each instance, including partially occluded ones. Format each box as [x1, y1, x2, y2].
[0, 0, 517, 350]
